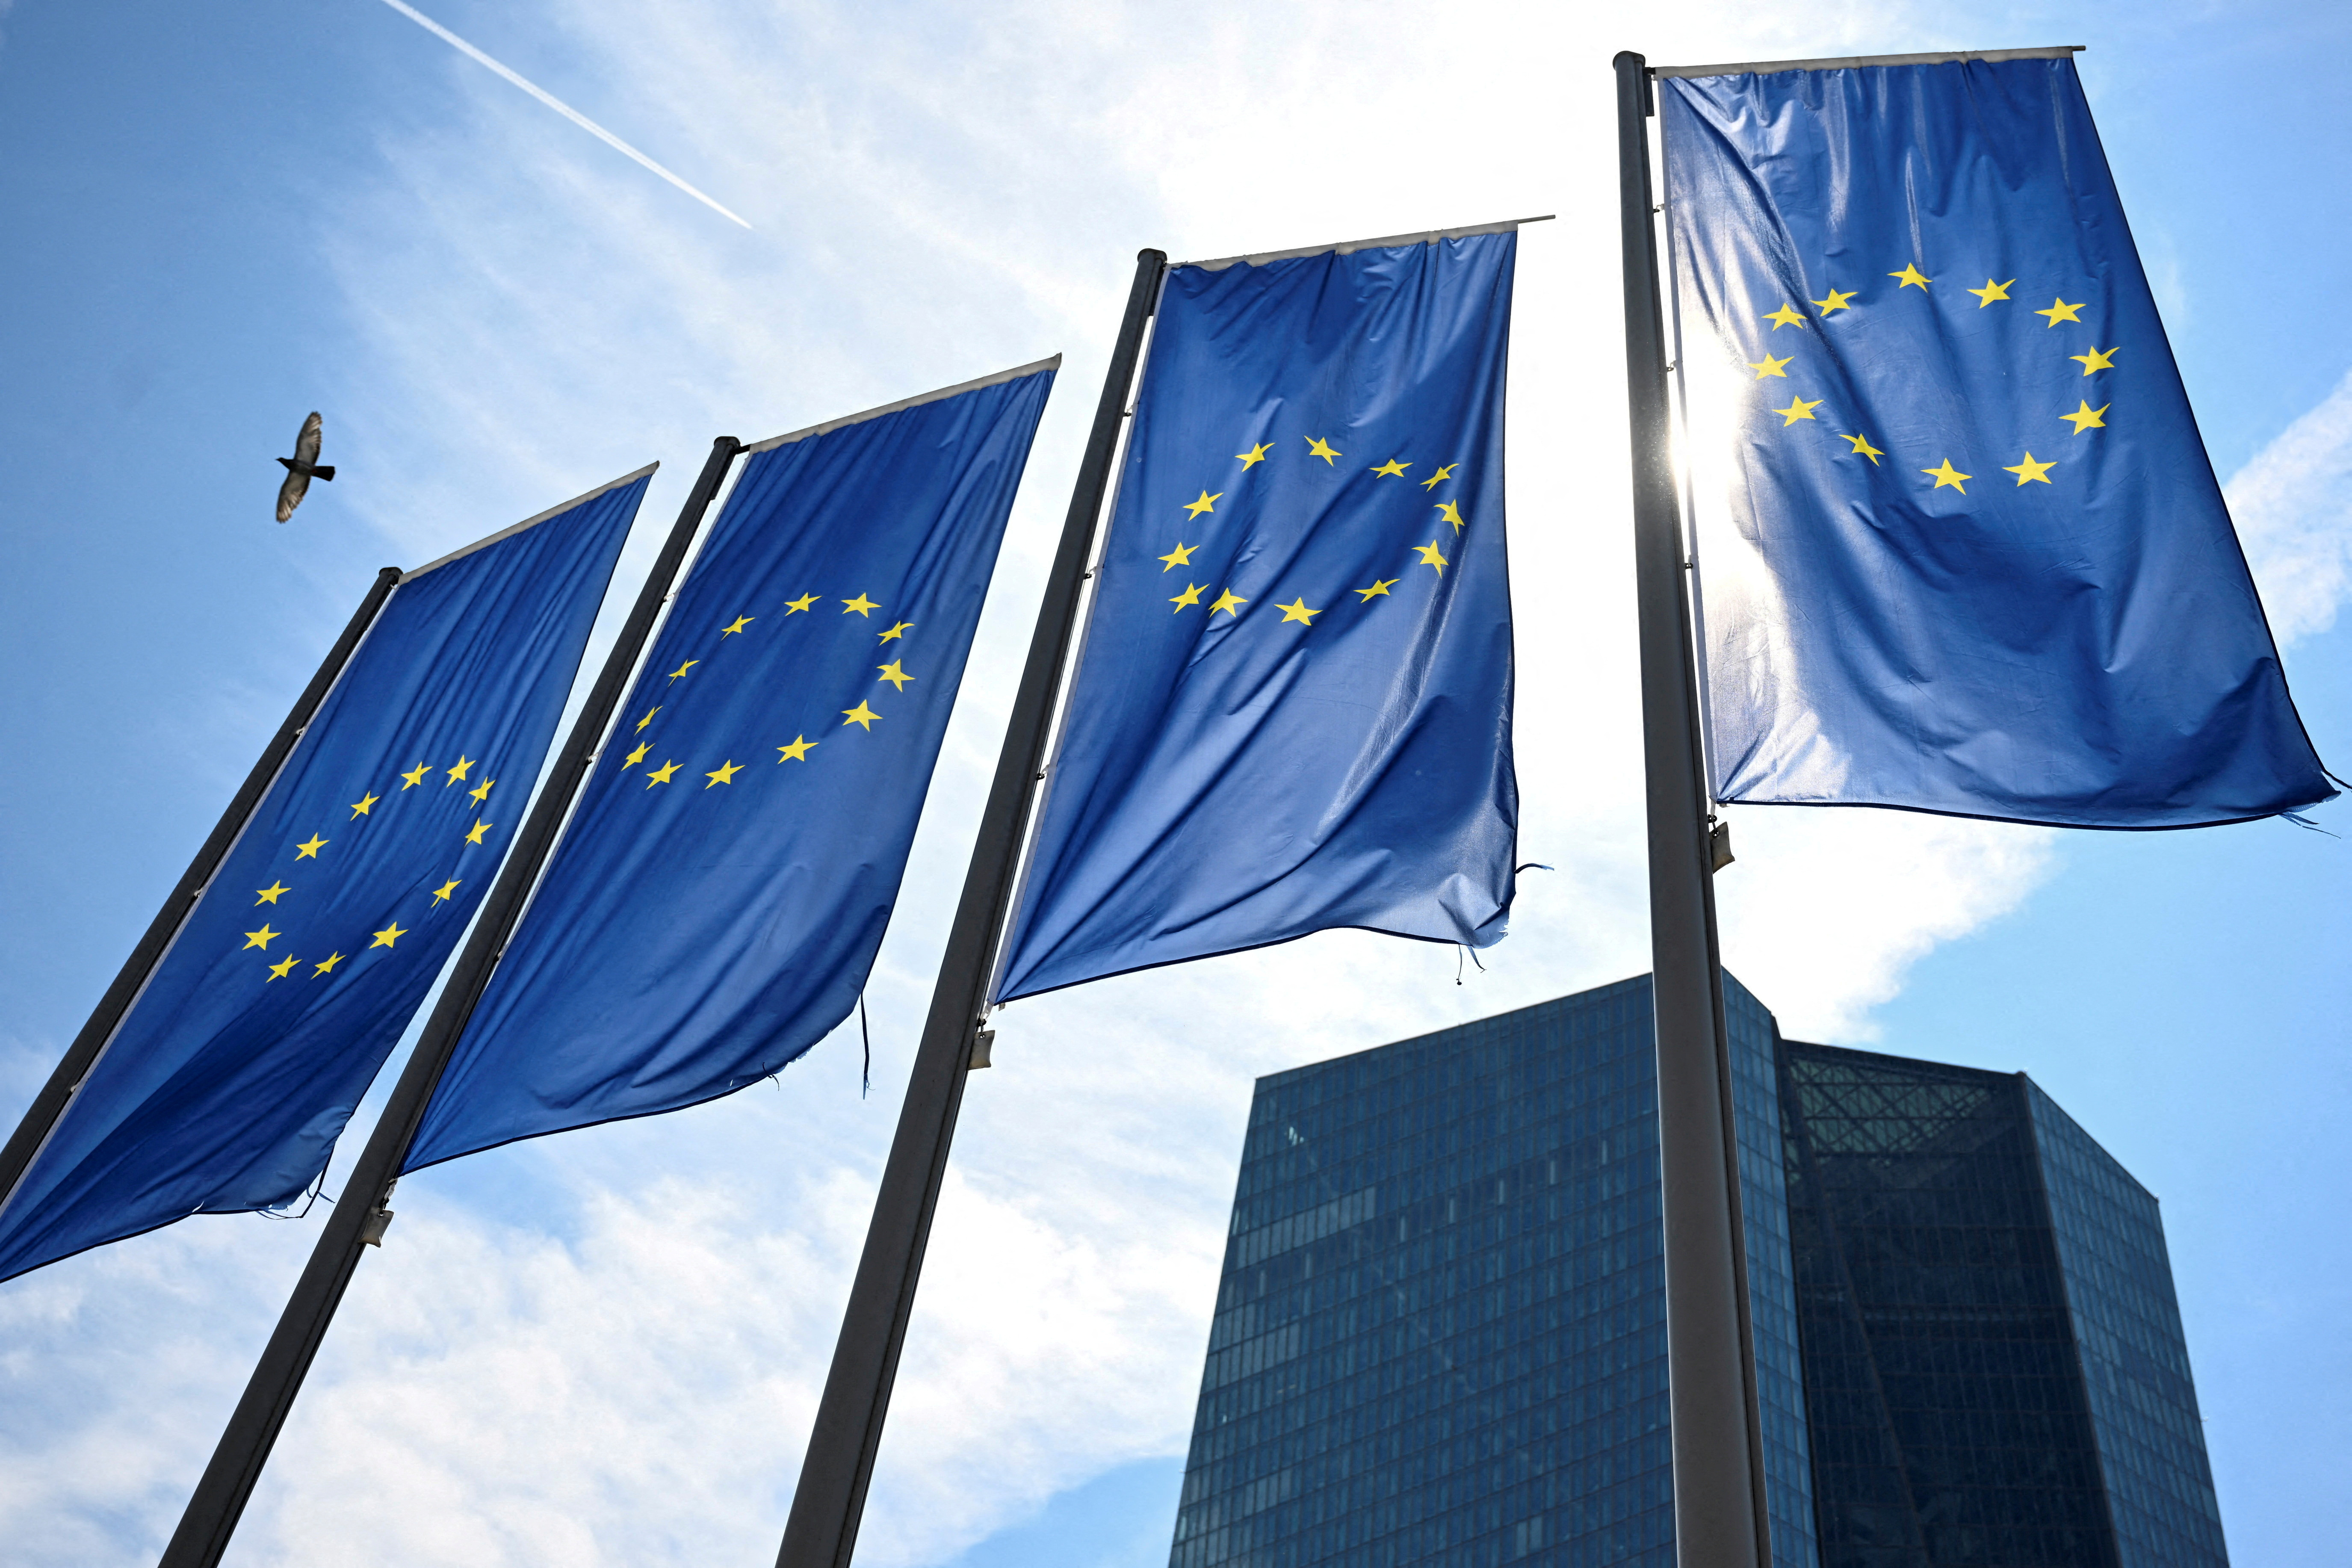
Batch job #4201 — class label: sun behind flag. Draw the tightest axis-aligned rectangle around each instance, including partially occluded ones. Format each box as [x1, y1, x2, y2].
[1661, 54, 2332, 827]
[993, 226, 1521, 1005]
[0, 470, 650, 1283]
[405, 359, 1057, 1169]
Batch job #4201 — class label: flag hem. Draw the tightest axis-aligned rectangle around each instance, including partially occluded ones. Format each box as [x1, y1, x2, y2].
[402, 462, 661, 582]
[995, 919, 1499, 1010]
[742, 356, 1064, 454]
[1711, 792, 2338, 833]
[1652, 45, 2083, 80]
[1177, 216, 1552, 273]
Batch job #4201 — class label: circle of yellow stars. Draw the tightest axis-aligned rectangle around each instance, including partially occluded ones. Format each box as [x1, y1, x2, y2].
[1152, 438, 1472, 632]
[1749, 263, 2116, 500]
[242, 745, 505, 985]
[614, 594, 918, 815]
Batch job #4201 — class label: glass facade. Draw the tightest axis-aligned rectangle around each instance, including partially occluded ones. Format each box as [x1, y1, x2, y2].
[1171, 980, 2229, 1568]
[1168, 975, 1816, 1568]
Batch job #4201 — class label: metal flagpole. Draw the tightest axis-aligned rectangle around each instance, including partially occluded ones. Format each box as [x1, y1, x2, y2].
[775, 248, 1167, 1568]
[159, 437, 744, 1568]
[0, 565, 404, 1220]
[1614, 50, 1774, 1568]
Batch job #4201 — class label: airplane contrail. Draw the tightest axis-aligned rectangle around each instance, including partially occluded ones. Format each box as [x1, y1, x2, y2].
[377, 0, 753, 230]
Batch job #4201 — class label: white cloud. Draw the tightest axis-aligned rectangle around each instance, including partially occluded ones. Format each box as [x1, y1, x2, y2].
[2227, 367, 2352, 646]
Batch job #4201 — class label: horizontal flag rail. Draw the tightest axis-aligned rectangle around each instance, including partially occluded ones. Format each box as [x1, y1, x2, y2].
[401, 461, 661, 582]
[1650, 44, 2083, 80]
[1178, 213, 1552, 272]
[743, 355, 1065, 454]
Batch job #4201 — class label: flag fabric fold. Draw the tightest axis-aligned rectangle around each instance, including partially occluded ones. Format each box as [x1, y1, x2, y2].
[993, 228, 1520, 1005]
[1661, 55, 2333, 827]
[405, 360, 1057, 1171]
[0, 470, 649, 1282]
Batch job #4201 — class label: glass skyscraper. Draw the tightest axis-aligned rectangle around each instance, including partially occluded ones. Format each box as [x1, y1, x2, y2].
[1168, 977, 2227, 1568]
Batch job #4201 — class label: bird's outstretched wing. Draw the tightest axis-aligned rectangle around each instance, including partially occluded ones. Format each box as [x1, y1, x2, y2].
[277, 412, 324, 522]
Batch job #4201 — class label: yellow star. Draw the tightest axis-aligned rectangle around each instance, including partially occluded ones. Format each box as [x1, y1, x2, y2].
[2004, 452, 2057, 485]
[1967, 278, 2015, 307]
[1888, 263, 1931, 290]
[2071, 345, 2119, 376]
[1764, 302, 1807, 330]
[1435, 499, 1465, 532]
[313, 951, 345, 977]
[880, 621, 913, 642]
[842, 701, 881, 730]
[1183, 489, 1223, 518]
[645, 762, 679, 788]
[242, 923, 280, 951]
[465, 819, 493, 843]
[370, 921, 407, 950]
[1304, 437, 1341, 465]
[667, 659, 699, 680]
[431, 878, 461, 904]
[1371, 459, 1410, 478]
[1170, 583, 1204, 612]
[1747, 354, 1793, 379]
[876, 660, 914, 691]
[470, 778, 495, 803]
[721, 614, 755, 636]
[842, 594, 880, 616]
[1811, 287, 1857, 315]
[785, 593, 818, 614]
[295, 834, 328, 859]
[1772, 396, 1823, 426]
[399, 762, 431, 789]
[777, 735, 817, 762]
[1276, 597, 1320, 625]
[2061, 400, 2109, 434]
[705, 760, 742, 787]
[1158, 542, 1197, 572]
[266, 955, 298, 981]
[1209, 589, 1248, 617]
[1921, 458, 1971, 492]
[1842, 433, 1885, 465]
[349, 792, 379, 818]
[624, 741, 651, 768]
[1420, 463, 1458, 491]
[635, 707, 661, 732]
[1356, 579, 1398, 602]
[2035, 298, 2086, 327]
[1236, 442, 1272, 469]
[445, 756, 474, 784]
[254, 881, 289, 905]
[1414, 541, 1448, 575]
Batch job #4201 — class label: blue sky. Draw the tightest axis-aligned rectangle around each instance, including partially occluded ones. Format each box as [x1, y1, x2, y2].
[1, 3, 2345, 1565]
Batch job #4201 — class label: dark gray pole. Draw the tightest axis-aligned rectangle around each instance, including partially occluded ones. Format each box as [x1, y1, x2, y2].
[0, 566, 404, 1219]
[1614, 50, 1773, 1568]
[775, 249, 1167, 1568]
[159, 438, 744, 1568]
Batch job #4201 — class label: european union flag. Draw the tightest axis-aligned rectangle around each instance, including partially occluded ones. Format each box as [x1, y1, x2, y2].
[1661, 53, 2333, 827]
[0, 470, 648, 1282]
[405, 361, 1057, 1169]
[993, 227, 1520, 1004]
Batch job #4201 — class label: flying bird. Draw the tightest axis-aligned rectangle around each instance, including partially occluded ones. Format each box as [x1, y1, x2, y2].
[275, 412, 336, 523]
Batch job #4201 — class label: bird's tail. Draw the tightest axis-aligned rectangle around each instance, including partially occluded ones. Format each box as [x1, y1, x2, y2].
[311, 466, 336, 481]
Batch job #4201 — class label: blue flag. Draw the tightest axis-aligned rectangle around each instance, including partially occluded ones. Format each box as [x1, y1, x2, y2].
[0, 471, 648, 1282]
[993, 227, 1520, 1005]
[406, 360, 1057, 1169]
[1661, 53, 2332, 827]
